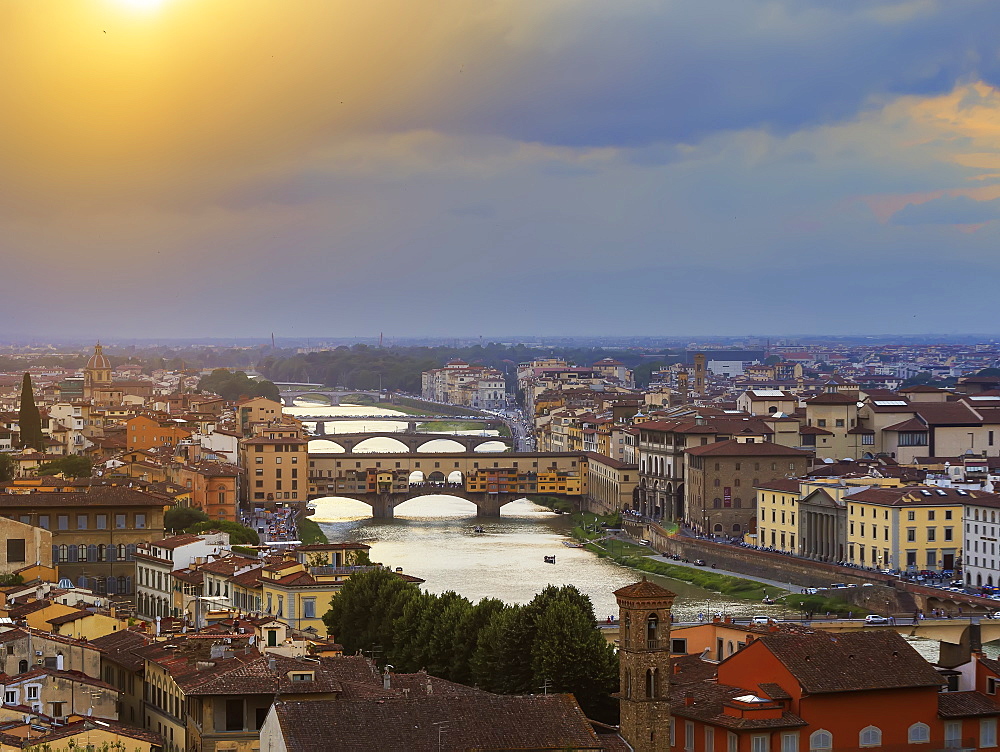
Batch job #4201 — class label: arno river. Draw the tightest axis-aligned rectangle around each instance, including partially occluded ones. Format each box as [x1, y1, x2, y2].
[289, 402, 789, 621]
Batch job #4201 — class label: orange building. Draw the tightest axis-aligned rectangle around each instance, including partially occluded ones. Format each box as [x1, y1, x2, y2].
[124, 414, 192, 452]
[670, 628, 995, 751]
[176, 462, 239, 521]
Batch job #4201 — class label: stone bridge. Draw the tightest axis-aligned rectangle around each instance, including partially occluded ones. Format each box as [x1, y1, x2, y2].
[278, 389, 383, 407]
[309, 486, 528, 519]
[310, 430, 511, 453]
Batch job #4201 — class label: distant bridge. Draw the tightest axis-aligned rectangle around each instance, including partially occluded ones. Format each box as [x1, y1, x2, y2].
[309, 430, 511, 453]
[302, 414, 496, 422]
[278, 388, 383, 407]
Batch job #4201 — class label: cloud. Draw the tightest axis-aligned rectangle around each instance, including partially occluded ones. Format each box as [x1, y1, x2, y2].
[891, 194, 1000, 225]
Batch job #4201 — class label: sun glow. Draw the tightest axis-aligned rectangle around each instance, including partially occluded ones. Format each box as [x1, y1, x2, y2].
[111, 0, 167, 11]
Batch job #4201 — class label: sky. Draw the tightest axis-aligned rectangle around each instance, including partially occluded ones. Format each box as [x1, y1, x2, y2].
[3, 0, 1000, 340]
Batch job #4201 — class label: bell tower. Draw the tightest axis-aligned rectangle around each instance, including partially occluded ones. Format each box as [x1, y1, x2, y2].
[614, 577, 675, 752]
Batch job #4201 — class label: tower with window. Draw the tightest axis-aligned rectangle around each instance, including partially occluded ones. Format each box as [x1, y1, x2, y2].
[614, 577, 676, 752]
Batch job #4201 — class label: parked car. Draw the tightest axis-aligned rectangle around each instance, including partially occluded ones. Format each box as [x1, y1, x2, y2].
[803, 587, 819, 595]
[865, 614, 891, 625]
[830, 583, 849, 589]
[694, 559, 707, 566]
[751, 615, 772, 625]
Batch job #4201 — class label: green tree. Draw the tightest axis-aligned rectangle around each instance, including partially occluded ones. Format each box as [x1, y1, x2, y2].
[0, 453, 14, 483]
[164, 506, 209, 531]
[448, 597, 505, 685]
[323, 567, 421, 657]
[188, 519, 259, 545]
[764, 354, 781, 365]
[531, 599, 618, 720]
[471, 605, 528, 693]
[198, 368, 279, 401]
[18, 373, 44, 451]
[35, 455, 92, 478]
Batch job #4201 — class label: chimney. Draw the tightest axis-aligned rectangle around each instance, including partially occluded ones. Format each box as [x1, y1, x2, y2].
[684, 693, 694, 706]
[268, 657, 276, 672]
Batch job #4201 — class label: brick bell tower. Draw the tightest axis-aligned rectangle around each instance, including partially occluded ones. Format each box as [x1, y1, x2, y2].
[614, 577, 676, 752]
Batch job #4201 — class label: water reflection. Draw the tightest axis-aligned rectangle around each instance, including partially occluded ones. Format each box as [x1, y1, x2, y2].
[311, 495, 787, 620]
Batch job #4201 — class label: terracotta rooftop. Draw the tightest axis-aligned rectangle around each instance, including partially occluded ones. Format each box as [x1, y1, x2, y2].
[269, 694, 603, 751]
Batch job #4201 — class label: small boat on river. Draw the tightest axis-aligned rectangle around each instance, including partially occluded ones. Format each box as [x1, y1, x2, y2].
[562, 541, 585, 548]
[473, 526, 485, 533]
[543, 555, 556, 564]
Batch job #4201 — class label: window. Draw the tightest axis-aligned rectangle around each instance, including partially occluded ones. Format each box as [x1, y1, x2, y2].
[989, 676, 998, 695]
[817, 419, 827, 427]
[908, 723, 930, 744]
[908, 510, 916, 521]
[26, 686, 38, 701]
[944, 721, 962, 746]
[945, 527, 953, 542]
[752, 734, 769, 752]
[781, 733, 799, 752]
[4, 690, 16, 704]
[809, 730, 833, 750]
[835, 419, 844, 427]
[38, 515, 49, 530]
[116, 514, 127, 529]
[136, 514, 146, 530]
[303, 598, 316, 619]
[255, 456, 263, 464]
[671, 638, 687, 654]
[57, 515, 69, 530]
[705, 728, 714, 750]
[859, 726, 882, 747]
[76, 514, 87, 530]
[685, 721, 694, 752]
[983, 718, 997, 748]
[6, 539, 25, 564]
[96, 514, 107, 529]
[728, 732, 738, 752]
[225, 698, 243, 731]
[927, 527, 936, 542]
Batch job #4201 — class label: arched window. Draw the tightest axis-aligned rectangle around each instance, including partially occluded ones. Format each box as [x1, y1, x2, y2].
[713, 479, 721, 487]
[713, 498, 722, 508]
[734, 498, 742, 508]
[625, 669, 632, 699]
[647, 614, 658, 646]
[908, 723, 930, 743]
[97, 544, 106, 562]
[810, 730, 833, 750]
[623, 613, 631, 641]
[17, 660, 28, 674]
[118, 544, 127, 561]
[859, 726, 882, 747]
[77, 544, 86, 562]
[645, 668, 657, 698]
[732, 523, 742, 533]
[714, 524, 723, 533]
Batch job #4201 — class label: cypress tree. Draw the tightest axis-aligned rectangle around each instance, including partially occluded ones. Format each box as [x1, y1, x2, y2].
[18, 373, 43, 452]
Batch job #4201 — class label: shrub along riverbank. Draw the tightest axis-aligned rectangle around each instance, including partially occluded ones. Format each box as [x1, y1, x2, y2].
[566, 512, 864, 614]
[298, 516, 328, 544]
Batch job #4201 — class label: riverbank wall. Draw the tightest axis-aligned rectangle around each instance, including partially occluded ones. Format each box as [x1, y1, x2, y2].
[621, 519, 897, 590]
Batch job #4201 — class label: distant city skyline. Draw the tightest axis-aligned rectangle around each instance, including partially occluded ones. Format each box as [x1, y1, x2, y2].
[3, 1, 1000, 337]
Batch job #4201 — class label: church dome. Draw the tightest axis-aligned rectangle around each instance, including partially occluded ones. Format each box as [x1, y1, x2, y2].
[86, 343, 111, 371]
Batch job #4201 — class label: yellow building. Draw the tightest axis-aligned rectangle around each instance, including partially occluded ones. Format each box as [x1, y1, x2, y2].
[239, 426, 309, 507]
[0, 716, 163, 752]
[754, 479, 801, 552]
[843, 486, 964, 572]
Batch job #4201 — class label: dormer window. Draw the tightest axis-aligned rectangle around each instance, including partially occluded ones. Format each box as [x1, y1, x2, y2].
[289, 672, 314, 682]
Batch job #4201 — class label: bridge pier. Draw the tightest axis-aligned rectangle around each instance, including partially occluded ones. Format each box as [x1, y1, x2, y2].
[370, 495, 395, 519]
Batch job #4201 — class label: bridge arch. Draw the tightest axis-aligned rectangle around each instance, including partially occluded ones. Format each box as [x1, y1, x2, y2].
[308, 439, 346, 453]
[354, 437, 409, 453]
[417, 438, 468, 453]
[473, 440, 508, 453]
